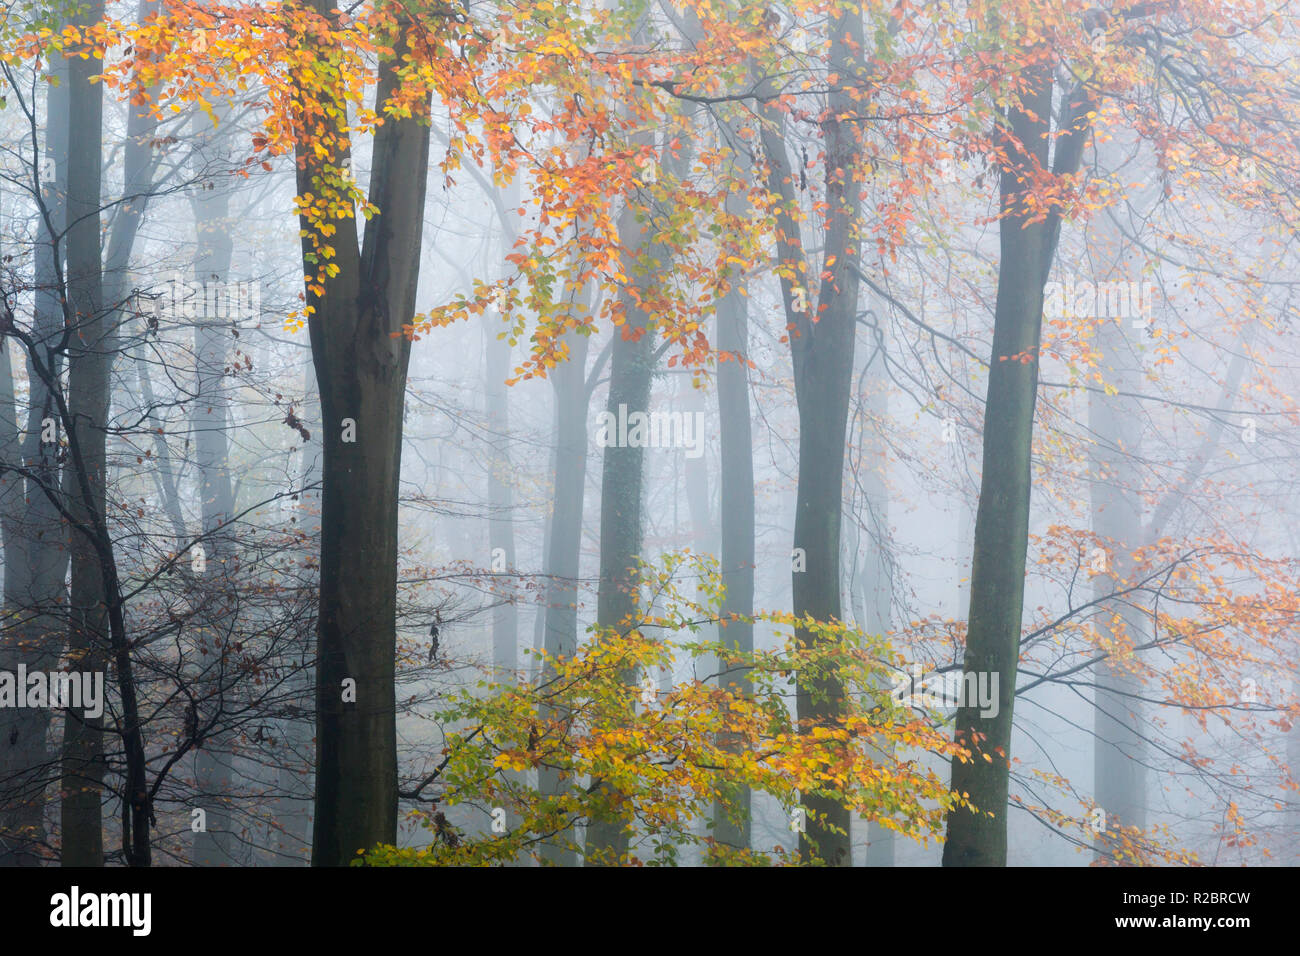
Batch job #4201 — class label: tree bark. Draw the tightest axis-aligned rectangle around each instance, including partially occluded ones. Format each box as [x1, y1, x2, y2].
[536, 316, 591, 866]
[1084, 147, 1151, 853]
[60, 0, 109, 864]
[485, 186, 520, 681]
[0, 55, 70, 865]
[583, 195, 658, 863]
[296, 3, 432, 865]
[189, 117, 239, 866]
[942, 58, 1095, 866]
[851, 334, 894, 866]
[756, 5, 866, 865]
[710, 203, 755, 856]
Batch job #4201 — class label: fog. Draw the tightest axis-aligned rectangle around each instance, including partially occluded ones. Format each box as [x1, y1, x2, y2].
[0, 0, 1296, 870]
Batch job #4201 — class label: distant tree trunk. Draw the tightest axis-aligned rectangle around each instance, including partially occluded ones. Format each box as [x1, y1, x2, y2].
[1088, 330, 1148, 849]
[536, 317, 591, 866]
[853, 334, 894, 866]
[132, 354, 187, 539]
[674, 370, 714, 866]
[189, 120, 238, 866]
[486, 326, 517, 674]
[60, 0, 108, 864]
[0, 323, 52, 866]
[297, 3, 432, 865]
[482, 226, 521, 848]
[483, 364, 517, 653]
[532, 472, 551, 667]
[942, 60, 1093, 866]
[1084, 156, 1151, 855]
[710, 208, 755, 857]
[1083, 136, 1232, 858]
[269, 361, 319, 864]
[583, 141, 675, 864]
[679, 377, 714, 560]
[0, 58, 70, 865]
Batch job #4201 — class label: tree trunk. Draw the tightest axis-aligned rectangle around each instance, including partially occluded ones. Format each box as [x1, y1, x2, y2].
[943, 60, 1069, 867]
[1083, 148, 1154, 854]
[482, 226, 521, 848]
[760, 6, 866, 866]
[297, 6, 432, 864]
[60, 0, 108, 864]
[486, 329, 518, 675]
[0, 321, 53, 866]
[583, 167, 666, 865]
[485, 187, 520, 682]
[189, 119, 238, 866]
[710, 216, 755, 857]
[269, 361, 319, 864]
[0, 58, 70, 864]
[582, 87, 699, 859]
[853, 335, 894, 866]
[536, 318, 591, 866]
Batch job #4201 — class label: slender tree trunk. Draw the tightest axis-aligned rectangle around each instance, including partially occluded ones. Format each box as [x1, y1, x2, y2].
[486, 327, 517, 675]
[482, 233, 520, 848]
[759, 7, 866, 865]
[0, 62, 71, 861]
[536, 319, 591, 866]
[583, 164, 667, 865]
[854, 338, 894, 866]
[1084, 158, 1152, 855]
[942, 57, 1095, 865]
[269, 361, 319, 864]
[0, 321, 52, 866]
[1089, 368, 1149, 849]
[676, 374, 714, 866]
[710, 222, 755, 857]
[60, 0, 108, 864]
[189, 121, 238, 866]
[65, 0, 162, 866]
[485, 189, 520, 680]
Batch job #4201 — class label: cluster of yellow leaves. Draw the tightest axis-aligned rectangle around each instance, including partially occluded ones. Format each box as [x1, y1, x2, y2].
[362, 550, 968, 866]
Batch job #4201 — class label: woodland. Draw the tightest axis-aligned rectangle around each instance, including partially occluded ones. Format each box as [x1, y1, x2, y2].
[0, 0, 1297, 868]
